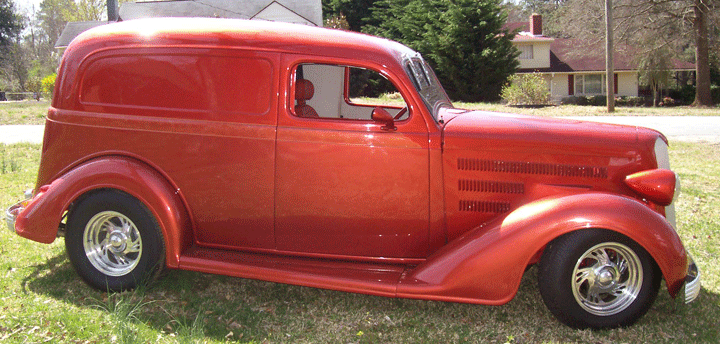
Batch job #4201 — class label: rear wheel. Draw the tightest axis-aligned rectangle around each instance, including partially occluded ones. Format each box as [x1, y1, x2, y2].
[538, 228, 660, 329]
[65, 190, 165, 291]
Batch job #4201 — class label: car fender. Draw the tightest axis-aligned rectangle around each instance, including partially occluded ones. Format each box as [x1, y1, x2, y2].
[14, 156, 192, 268]
[397, 192, 687, 304]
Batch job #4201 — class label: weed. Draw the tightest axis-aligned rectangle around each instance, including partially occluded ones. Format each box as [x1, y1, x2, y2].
[90, 291, 155, 344]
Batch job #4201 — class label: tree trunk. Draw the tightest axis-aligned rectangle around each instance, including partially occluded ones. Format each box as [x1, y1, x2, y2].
[692, 0, 712, 106]
[652, 82, 659, 107]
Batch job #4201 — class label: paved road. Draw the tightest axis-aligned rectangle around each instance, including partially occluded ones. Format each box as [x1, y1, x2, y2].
[1, 116, 719, 144]
[0, 125, 45, 144]
[566, 116, 720, 143]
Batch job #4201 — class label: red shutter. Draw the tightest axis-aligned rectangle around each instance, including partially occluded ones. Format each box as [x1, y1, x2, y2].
[568, 75, 574, 96]
[614, 73, 618, 94]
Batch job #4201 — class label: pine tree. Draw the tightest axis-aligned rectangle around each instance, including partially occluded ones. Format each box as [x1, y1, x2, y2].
[369, 0, 519, 102]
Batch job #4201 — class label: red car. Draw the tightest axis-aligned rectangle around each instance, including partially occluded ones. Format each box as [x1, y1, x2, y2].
[6, 18, 699, 329]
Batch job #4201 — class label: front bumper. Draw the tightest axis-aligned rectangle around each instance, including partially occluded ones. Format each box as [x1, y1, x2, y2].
[684, 255, 701, 304]
[5, 189, 33, 232]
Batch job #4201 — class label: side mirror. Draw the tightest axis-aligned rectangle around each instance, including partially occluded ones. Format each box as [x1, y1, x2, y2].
[371, 107, 396, 131]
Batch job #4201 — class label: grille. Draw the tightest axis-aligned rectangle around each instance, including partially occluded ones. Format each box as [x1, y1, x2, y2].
[458, 179, 524, 194]
[457, 158, 607, 179]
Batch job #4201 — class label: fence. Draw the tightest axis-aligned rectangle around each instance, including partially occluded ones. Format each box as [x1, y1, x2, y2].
[1, 92, 44, 101]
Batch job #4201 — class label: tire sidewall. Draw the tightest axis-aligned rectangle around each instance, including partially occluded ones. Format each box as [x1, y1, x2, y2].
[539, 228, 660, 329]
[65, 190, 165, 291]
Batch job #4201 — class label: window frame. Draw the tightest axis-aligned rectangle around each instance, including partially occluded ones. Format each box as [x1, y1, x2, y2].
[290, 62, 411, 122]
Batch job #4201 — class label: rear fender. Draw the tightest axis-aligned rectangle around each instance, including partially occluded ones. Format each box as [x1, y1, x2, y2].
[397, 193, 687, 304]
[14, 156, 192, 268]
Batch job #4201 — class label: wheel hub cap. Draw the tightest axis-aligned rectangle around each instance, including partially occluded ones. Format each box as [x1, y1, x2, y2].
[83, 211, 142, 277]
[571, 242, 643, 316]
[596, 267, 616, 287]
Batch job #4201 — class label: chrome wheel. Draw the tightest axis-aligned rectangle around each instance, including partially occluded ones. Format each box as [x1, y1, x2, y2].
[83, 211, 143, 277]
[571, 242, 643, 316]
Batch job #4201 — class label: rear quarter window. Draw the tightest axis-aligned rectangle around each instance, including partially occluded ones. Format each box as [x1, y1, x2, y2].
[79, 52, 273, 118]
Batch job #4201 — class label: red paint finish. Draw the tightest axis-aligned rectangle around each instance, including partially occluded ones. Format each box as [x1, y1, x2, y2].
[625, 169, 677, 206]
[12, 18, 694, 314]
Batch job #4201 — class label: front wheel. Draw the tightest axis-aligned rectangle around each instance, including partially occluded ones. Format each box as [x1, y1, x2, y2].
[538, 228, 660, 329]
[65, 190, 166, 291]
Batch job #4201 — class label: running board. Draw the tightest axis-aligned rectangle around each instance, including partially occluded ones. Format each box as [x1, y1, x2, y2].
[178, 247, 407, 297]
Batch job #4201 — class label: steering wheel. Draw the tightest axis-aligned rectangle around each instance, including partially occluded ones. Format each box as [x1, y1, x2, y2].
[393, 107, 408, 120]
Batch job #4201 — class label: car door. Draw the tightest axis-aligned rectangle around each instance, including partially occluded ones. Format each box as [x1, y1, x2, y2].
[274, 60, 431, 258]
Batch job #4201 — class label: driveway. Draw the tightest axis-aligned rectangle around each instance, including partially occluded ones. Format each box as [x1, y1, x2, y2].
[0, 125, 45, 144]
[566, 116, 720, 143]
[1, 116, 720, 144]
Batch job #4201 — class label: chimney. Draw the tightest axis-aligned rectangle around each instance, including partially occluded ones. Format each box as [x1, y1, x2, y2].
[530, 14, 542, 36]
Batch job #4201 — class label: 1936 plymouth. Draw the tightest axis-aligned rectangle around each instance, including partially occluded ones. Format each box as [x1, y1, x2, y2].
[6, 18, 699, 329]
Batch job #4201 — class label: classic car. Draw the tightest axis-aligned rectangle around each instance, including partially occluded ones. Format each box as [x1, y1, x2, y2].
[6, 18, 699, 329]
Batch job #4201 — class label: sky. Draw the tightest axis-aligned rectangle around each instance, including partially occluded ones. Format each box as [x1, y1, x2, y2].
[13, 0, 44, 14]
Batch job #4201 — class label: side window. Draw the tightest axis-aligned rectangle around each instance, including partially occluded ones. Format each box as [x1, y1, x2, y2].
[293, 63, 408, 121]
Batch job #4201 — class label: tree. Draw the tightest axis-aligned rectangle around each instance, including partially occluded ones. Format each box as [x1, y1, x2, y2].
[65, 0, 105, 21]
[0, 0, 22, 48]
[369, 0, 519, 102]
[638, 47, 672, 106]
[547, 0, 718, 106]
[322, 0, 381, 32]
[38, 0, 75, 48]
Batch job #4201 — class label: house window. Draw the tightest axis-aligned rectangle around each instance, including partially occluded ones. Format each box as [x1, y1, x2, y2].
[518, 45, 533, 59]
[585, 75, 603, 94]
[573, 74, 607, 95]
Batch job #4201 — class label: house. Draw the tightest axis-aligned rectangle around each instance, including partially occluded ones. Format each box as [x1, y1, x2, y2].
[56, 0, 322, 48]
[507, 14, 695, 101]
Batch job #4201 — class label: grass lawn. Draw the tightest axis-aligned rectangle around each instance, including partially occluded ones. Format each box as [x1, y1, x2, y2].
[1, 139, 718, 343]
[0, 101, 49, 125]
[454, 102, 720, 117]
[2, 99, 720, 126]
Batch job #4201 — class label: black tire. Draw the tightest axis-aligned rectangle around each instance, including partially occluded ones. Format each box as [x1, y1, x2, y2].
[538, 228, 661, 329]
[65, 189, 166, 291]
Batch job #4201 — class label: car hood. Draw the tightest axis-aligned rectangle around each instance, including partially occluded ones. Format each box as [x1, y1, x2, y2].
[440, 109, 662, 155]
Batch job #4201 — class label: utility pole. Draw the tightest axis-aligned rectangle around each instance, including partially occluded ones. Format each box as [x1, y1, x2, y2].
[108, 0, 119, 21]
[605, 0, 614, 112]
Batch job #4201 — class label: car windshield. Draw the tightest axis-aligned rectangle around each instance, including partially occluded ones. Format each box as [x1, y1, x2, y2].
[403, 55, 453, 122]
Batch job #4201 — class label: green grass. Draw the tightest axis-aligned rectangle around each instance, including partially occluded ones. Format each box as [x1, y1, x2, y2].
[353, 95, 720, 118]
[1, 99, 719, 126]
[0, 100, 50, 125]
[1, 141, 718, 343]
[454, 102, 720, 117]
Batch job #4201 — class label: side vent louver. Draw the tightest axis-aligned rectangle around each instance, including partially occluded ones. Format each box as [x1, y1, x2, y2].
[459, 200, 511, 213]
[458, 179, 524, 194]
[457, 158, 607, 179]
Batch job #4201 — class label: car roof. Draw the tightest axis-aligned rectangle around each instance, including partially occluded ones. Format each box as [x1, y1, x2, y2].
[67, 18, 417, 64]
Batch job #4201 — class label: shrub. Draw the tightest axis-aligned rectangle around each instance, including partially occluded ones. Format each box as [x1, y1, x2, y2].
[615, 96, 646, 107]
[589, 95, 607, 106]
[42, 74, 56, 99]
[668, 85, 696, 105]
[501, 73, 550, 106]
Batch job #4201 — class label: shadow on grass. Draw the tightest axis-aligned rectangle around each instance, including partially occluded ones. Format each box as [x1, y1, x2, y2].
[23, 251, 720, 343]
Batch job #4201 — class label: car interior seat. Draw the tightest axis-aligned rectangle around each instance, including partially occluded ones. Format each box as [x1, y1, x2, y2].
[295, 79, 319, 118]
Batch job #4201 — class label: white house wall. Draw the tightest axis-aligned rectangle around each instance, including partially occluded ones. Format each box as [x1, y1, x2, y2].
[549, 74, 568, 99]
[253, 2, 314, 25]
[543, 72, 639, 101]
[616, 72, 638, 97]
[517, 41, 551, 69]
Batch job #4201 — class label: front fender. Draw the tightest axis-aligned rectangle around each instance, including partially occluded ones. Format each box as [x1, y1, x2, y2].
[397, 193, 687, 304]
[14, 156, 192, 268]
